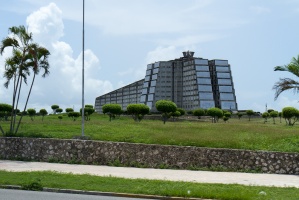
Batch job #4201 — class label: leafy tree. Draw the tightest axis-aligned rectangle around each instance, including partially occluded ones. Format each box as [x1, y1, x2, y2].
[273, 55, 299, 100]
[207, 107, 223, 123]
[171, 110, 181, 121]
[51, 105, 59, 114]
[102, 104, 122, 121]
[262, 112, 269, 124]
[127, 104, 150, 122]
[282, 107, 299, 126]
[0, 25, 50, 135]
[68, 112, 80, 121]
[85, 104, 93, 108]
[80, 105, 95, 121]
[56, 108, 63, 114]
[237, 112, 244, 120]
[176, 108, 185, 116]
[27, 108, 36, 121]
[269, 111, 279, 124]
[267, 109, 274, 113]
[0, 103, 12, 121]
[155, 100, 177, 124]
[58, 115, 63, 122]
[193, 108, 205, 119]
[39, 109, 48, 121]
[246, 110, 254, 121]
[65, 108, 74, 113]
[223, 111, 232, 123]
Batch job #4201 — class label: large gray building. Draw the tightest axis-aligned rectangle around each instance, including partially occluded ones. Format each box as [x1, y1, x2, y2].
[95, 51, 237, 113]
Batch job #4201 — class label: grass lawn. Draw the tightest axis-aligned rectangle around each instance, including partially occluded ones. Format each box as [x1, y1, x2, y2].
[1, 113, 298, 152]
[0, 170, 298, 200]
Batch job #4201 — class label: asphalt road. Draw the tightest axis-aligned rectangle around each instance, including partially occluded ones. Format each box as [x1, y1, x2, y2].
[0, 189, 153, 200]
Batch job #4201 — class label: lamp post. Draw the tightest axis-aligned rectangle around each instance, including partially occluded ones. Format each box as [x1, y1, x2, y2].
[81, 0, 85, 137]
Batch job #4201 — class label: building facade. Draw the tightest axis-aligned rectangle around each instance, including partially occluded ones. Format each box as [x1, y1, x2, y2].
[95, 51, 237, 113]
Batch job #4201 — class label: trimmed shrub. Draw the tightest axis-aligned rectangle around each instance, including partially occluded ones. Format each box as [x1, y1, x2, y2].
[282, 107, 299, 126]
[207, 107, 223, 123]
[127, 104, 150, 122]
[102, 104, 122, 121]
[155, 100, 177, 124]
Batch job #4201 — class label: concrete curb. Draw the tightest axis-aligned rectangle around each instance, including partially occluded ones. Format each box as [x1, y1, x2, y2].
[0, 185, 211, 200]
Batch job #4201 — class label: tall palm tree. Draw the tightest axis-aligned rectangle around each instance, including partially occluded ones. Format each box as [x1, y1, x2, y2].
[0, 26, 32, 133]
[273, 55, 299, 100]
[0, 25, 50, 134]
[15, 44, 50, 134]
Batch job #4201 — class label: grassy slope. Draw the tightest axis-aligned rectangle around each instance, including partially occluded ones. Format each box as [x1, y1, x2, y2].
[0, 171, 298, 200]
[1, 113, 298, 152]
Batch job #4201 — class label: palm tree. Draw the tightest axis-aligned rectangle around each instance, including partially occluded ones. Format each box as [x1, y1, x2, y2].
[0, 26, 33, 134]
[15, 44, 50, 133]
[273, 55, 299, 100]
[0, 25, 50, 135]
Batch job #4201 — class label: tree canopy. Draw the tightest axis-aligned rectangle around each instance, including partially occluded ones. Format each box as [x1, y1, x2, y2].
[155, 100, 177, 124]
[127, 104, 150, 122]
[102, 104, 122, 121]
[273, 55, 299, 100]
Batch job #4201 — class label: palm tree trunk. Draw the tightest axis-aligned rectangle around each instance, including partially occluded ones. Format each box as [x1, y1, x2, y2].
[15, 74, 35, 134]
[12, 76, 23, 132]
[10, 72, 22, 133]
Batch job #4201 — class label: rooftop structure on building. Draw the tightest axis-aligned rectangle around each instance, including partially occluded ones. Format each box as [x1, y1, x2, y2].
[95, 51, 238, 113]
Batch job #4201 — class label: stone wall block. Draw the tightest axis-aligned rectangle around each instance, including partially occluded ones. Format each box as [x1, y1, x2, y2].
[0, 137, 298, 174]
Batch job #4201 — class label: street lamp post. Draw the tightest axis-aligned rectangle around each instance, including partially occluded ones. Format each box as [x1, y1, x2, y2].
[81, 0, 85, 137]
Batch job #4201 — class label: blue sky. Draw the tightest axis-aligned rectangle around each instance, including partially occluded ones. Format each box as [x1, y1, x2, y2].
[1, 0, 299, 113]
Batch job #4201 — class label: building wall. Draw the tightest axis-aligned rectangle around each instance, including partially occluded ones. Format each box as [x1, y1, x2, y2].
[94, 79, 143, 113]
[95, 52, 238, 113]
[1, 137, 298, 174]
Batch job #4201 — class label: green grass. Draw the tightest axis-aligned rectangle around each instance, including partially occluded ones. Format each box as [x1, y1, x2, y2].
[0, 170, 298, 200]
[1, 113, 299, 152]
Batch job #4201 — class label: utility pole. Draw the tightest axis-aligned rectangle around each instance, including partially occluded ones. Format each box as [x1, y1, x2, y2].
[81, 0, 85, 137]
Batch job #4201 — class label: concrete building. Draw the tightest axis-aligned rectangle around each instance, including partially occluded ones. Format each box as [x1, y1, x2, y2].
[95, 51, 237, 113]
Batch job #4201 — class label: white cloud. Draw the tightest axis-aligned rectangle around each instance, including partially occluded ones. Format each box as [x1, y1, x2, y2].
[0, 3, 113, 111]
[26, 3, 64, 45]
[146, 46, 181, 64]
[277, 96, 299, 109]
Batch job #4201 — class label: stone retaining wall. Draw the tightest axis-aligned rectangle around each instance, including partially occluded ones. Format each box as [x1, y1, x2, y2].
[0, 137, 298, 174]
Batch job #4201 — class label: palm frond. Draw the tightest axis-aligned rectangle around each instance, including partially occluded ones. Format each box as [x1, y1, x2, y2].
[273, 78, 299, 100]
[0, 37, 19, 54]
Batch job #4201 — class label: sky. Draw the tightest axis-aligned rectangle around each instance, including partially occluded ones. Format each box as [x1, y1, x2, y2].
[1, 0, 299, 113]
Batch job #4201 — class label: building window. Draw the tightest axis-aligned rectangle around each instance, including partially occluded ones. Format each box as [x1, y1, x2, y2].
[195, 65, 209, 71]
[197, 78, 211, 85]
[199, 92, 214, 100]
[153, 68, 159, 74]
[220, 93, 234, 100]
[221, 101, 236, 110]
[217, 72, 230, 78]
[219, 86, 233, 92]
[198, 85, 212, 92]
[152, 74, 158, 80]
[196, 71, 210, 77]
[200, 101, 215, 109]
[215, 60, 228, 65]
[140, 95, 146, 102]
[218, 79, 232, 85]
[146, 102, 153, 109]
